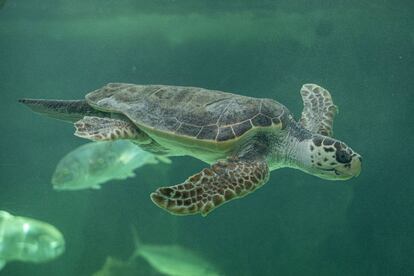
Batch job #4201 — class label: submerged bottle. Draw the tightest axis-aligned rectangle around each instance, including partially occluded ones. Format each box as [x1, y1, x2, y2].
[0, 210, 65, 270]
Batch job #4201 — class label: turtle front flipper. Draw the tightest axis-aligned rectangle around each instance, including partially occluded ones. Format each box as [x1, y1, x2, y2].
[74, 116, 150, 142]
[299, 84, 338, 137]
[150, 157, 269, 216]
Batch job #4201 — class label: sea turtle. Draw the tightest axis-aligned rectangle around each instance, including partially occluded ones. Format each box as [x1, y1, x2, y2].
[19, 83, 362, 216]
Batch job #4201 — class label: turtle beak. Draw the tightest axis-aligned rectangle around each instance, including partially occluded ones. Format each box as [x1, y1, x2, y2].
[351, 155, 362, 177]
[336, 154, 362, 178]
[333, 154, 362, 180]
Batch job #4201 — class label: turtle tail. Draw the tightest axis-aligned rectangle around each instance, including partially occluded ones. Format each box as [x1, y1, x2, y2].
[18, 98, 109, 123]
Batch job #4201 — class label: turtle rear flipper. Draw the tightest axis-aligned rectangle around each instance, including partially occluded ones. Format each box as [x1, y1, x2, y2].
[150, 157, 269, 216]
[19, 99, 108, 123]
[74, 116, 150, 143]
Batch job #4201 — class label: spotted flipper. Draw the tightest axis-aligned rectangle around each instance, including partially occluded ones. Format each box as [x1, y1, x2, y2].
[150, 158, 269, 216]
[74, 116, 147, 142]
[300, 84, 338, 137]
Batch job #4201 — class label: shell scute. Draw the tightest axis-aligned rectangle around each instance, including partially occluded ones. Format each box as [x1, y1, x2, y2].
[197, 125, 218, 140]
[251, 114, 272, 127]
[217, 98, 259, 126]
[162, 117, 180, 132]
[232, 120, 253, 137]
[176, 123, 202, 137]
[217, 127, 235, 141]
[86, 84, 289, 142]
[261, 100, 284, 119]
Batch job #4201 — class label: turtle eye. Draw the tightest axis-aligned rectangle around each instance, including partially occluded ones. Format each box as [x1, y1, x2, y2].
[336, 149, 352, 163]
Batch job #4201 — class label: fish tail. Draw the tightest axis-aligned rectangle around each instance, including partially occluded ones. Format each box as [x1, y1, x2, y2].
[128, 225, 143, 261]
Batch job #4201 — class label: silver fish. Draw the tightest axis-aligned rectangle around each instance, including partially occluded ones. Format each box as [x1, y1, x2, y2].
[52, 140, 170, 190]
[131, 228, 223, 276]
[92, 256, 163, 276]
[0, 211, 65, 270]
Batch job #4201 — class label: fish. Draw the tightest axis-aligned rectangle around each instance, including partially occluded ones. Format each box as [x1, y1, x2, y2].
[92, 256, 163, 276]
[0, 210, 65, 270]
[131, 227, 224, 276]
[92, 256, 141, 276]
[52, 140, 171, 190]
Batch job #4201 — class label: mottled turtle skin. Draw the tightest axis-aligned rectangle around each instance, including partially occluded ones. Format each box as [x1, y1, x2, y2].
[86, 83, 290, 143]
[19, 83, 362, 216]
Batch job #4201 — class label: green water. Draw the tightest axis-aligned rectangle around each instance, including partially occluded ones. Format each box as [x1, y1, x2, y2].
[0, 1, 413, 275]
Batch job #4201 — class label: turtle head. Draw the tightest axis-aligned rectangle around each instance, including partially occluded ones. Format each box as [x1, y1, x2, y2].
[304, 135, 362, 180]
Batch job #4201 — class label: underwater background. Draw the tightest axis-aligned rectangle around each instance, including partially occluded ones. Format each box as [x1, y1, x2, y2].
[0, 0, 413, 275]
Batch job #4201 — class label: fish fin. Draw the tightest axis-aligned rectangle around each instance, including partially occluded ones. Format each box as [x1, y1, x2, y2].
[112, 171, 135, 180]
[0, 211, 12, 218]
[144, 157, 159, 165]
[0, 260, 6, 270]
[131, 225, 142, 248]
[127, 172, 136, 178]
[128, 225, 143, 261]
[156, 156, 172, 164]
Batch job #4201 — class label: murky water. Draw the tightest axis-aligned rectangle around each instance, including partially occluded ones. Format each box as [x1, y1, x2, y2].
[0, 1, 413, 275]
